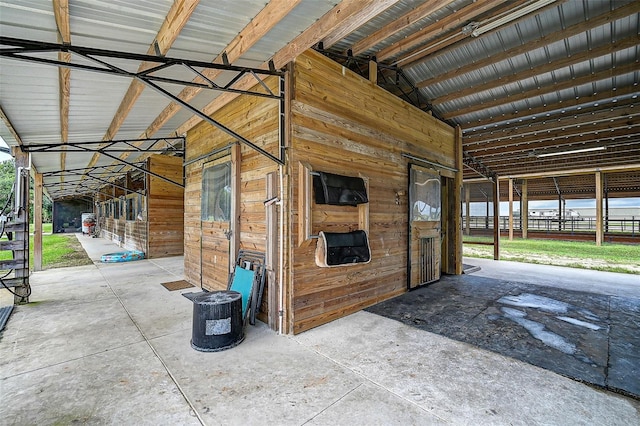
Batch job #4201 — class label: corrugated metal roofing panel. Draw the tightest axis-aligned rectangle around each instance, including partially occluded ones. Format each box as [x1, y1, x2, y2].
[69, 0, 173, 53]
[167, 0, 267, 61]
[0, 60, 61, 144]
[330, 0, 427, 53]
[245, 0, 337, 63]
[0, 1, 59, 42]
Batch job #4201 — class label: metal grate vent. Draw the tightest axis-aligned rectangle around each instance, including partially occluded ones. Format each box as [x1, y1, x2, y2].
[419, 237, 439, 284]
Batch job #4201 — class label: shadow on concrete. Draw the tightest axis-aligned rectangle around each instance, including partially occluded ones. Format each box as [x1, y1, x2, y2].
[366, 273, 640, 398]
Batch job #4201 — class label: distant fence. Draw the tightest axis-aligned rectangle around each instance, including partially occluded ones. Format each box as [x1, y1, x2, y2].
[464, 216, 639, 236]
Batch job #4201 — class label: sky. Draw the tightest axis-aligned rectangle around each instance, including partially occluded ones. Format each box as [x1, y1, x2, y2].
[0, 136, 12, 162]
[468, 198, 640, 216]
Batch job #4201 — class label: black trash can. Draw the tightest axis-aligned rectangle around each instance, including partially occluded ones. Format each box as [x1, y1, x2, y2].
[191, 290, 244, 352]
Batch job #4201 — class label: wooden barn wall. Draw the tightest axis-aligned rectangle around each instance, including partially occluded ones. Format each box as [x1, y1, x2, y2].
[184, 77, 280, 324]
[289, 50, 455, 334]
[147, 155, 184, 258]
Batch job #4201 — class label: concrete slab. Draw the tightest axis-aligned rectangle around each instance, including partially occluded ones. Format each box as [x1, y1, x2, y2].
[466, 257, 640, 298]
[150, 324, 367, 426]
[295, 311, 640, 425]
[366, 273, 640, 397]
[2, 341, 199, 425]
[0, 236, 638, 424]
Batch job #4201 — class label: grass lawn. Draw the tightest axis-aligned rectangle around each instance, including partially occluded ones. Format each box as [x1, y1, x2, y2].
[1, 225, 92, 270]
[464, 236, 640, 274]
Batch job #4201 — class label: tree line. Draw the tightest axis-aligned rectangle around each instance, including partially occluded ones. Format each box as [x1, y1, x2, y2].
[0, 159, 53, 223]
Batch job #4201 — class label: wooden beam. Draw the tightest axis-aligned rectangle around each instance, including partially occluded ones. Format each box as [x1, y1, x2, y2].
[464, 101, 640, 143]
[396, 0, 532, 68]
[453, 125, 463, 274]
[464, 163, 640, 183]
[443, 61, 638, 120]
[432, 34, 639, 105]
[176, 0, 383, 136]
[368, 60, 377, 84]
[465, 126, 638, 155]
[140, 0, 301, 143]
[493, 177, 500, 260]
[350, 0, 455, 56]
[321, 0, 400, 48]
[595, 171, 603, 246]
[53, 0, 71, 186]
[465, 184, 470, 235]
[375, 0, 509, 62]
[0, 105, 24, 146]
[459, 84, 640, 129]
[85, 0, 200, 170]
[416, 2, 640, 89]
[12, 147, 30, 304]
[34, 173, 43, 271]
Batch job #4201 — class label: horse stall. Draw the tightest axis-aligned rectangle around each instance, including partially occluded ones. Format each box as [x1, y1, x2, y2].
[95, 154, 184, 259]
[184, 49, 461, 334]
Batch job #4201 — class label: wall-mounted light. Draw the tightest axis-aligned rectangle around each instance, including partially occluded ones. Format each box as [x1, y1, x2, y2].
[466, 0, 557, 38]
[536, 146, 606, 158]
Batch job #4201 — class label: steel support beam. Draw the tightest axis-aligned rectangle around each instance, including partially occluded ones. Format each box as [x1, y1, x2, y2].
[1, 37, 286, 165]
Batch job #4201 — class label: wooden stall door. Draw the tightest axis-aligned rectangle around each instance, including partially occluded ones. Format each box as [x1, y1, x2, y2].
[200, 156, 234, 290]
[408, 164, 442, 289]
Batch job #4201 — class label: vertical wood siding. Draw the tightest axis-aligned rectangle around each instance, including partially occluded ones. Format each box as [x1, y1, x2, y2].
[147, 155, 184, 258]
[290, 50, 455, 333]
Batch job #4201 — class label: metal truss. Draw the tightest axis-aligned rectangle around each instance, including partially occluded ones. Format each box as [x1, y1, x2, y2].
[25, 137, 184, 189]
[463, 152, 497, 182]
[42, 164, 146, 199]
[22, 137, 184, 155]
[0, 37, 286, 165]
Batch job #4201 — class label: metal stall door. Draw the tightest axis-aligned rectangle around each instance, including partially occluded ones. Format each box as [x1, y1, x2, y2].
[408, 164, 442, 289]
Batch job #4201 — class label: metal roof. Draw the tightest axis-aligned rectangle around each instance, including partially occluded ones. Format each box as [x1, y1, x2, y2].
[0, 0, 638, 201]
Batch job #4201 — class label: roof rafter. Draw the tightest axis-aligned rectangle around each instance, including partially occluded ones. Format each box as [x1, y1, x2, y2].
[463, 99, 638, 141]
[321, 0, 401, 49]
[415, 1, 640, 88]
[85, 0, 200, 171]
[396, 0, 535, 68]
[175, 0, 387, 136]
[138, 0, 301, 149]
[375, 0, 509, 62]
[350, 0, 455, 57]
[431, 34, 639, 105]
[53, 0, 70, 184]
[442, 61, 639, 120]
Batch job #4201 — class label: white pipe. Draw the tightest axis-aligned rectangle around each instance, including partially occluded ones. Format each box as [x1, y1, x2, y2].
[277, 164, 285, 335]
[14, 167, 22, 215]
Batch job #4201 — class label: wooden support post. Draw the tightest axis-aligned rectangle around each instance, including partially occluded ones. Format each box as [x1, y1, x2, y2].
[34, 173, 43, 271]
[12, 147, 30, 304]
[521, 179, 528, 239]
[508, 178, 514, 241]
[465, 184, 470, 236]
[595, 171, 603, 246]
[493, 177, 500, 260]
[453, 126, 463, 274]
[369, 60, 377, 84]
[604, 174, 609, 233]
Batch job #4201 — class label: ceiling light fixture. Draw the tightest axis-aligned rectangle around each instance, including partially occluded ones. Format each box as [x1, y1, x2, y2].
[537, 146, 606, 158]
[467, 0, 557, 37]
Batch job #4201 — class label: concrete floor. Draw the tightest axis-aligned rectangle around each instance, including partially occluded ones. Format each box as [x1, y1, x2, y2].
[1, 235, 638, 425]
[367, 267, 640, 397]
